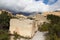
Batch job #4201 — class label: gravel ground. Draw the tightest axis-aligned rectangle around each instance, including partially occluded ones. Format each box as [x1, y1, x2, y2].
[31, 31, 46, 40]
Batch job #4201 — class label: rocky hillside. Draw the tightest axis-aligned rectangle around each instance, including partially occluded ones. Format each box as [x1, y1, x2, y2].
[42, 11, 60, 16]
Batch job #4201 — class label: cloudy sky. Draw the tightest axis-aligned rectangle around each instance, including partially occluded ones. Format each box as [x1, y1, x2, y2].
[0, 0, 60, 13]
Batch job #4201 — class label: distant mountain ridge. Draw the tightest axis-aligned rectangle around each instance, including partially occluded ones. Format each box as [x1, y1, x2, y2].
[0, 9, 60, 16]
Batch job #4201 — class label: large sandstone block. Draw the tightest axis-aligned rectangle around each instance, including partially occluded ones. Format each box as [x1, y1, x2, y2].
[9, 19, 38, 38]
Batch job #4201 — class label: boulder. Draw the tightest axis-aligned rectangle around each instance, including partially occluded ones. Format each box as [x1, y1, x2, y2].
[9, 18, 38, 38]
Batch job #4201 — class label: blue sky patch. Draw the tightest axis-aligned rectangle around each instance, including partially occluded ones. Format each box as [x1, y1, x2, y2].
[43, 0, 58, 5]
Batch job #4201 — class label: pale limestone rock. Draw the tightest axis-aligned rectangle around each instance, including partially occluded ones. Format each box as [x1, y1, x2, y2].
[29, 14, 48, 26]
[0, 11, 2, 14]
[16, 14, 27, 19]
[9, 18, 38, 38]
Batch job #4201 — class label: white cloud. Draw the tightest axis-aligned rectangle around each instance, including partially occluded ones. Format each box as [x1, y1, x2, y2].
[0, 0, 50, 13]
[49, 0, 60, 11]
[21, 1, 49, 12]
[0, 0, 60, 13]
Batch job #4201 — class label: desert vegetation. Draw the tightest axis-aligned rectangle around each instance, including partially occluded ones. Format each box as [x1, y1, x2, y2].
[39, 14, 60, 40]
[0, 11, 12, 40]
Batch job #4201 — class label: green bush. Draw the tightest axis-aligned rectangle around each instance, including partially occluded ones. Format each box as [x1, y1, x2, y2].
[0, 30, 9, 40]
[38, 23, 49, 32]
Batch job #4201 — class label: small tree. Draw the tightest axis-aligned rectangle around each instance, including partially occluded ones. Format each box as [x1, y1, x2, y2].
[0, 11, 11, 30]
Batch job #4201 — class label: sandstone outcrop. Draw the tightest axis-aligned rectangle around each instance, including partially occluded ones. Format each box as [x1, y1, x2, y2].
[9, 18, 38, 38]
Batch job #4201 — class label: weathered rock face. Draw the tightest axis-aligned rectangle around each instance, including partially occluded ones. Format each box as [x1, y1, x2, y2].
[29, 14, 48, 26]
[9, 18, 38, 38]
[16, 14, 27, 19]
[34, 14, 48, 25]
